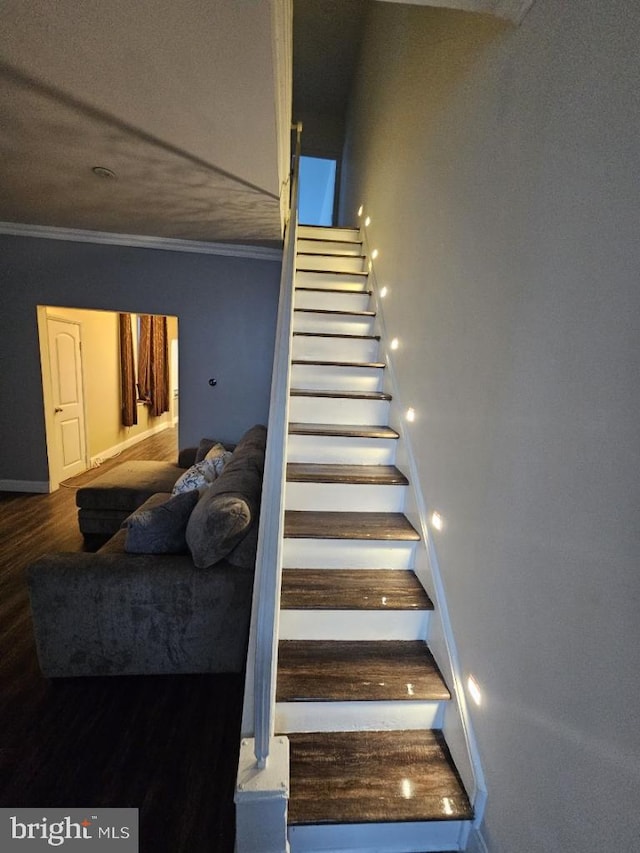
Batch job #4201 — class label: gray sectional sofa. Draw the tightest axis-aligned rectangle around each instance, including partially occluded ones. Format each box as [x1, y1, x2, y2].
[27, 425, 266, 678]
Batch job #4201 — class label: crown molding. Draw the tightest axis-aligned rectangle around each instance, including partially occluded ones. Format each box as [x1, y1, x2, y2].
[0, 221, 283, 262]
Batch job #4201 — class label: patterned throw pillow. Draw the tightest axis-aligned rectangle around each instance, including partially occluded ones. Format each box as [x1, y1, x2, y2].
[204, 442, 233, 469]
[172, 443, 230, 495]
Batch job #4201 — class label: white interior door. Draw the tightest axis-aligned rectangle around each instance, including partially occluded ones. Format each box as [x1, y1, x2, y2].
[47, 317, 88, 484]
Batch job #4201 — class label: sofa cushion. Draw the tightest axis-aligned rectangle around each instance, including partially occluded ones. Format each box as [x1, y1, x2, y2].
[233, 424, 267, 453]
[76, 461, 184, 511]
[122, 490, 199, 554]
[195, 437, 236, 463]
[185, 429, 265, 568]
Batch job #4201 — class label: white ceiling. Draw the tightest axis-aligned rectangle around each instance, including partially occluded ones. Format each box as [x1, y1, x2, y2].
[0, 0, 287, 246]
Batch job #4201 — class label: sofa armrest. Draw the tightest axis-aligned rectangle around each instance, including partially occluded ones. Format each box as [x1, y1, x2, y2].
[27, 553, 253, 677]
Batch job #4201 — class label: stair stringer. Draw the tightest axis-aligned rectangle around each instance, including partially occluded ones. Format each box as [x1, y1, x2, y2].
[362, 226, 488, 832]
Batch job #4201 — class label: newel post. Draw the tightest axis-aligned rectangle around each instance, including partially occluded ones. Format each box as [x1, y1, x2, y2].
[235, 736, 290, 853]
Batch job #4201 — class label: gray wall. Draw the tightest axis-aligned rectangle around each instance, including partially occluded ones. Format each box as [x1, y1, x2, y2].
[341, 1, 640, 851]
[0, 235, 280, 484]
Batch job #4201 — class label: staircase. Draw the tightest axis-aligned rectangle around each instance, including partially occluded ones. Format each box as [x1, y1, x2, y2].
[276, 225, 474, 852]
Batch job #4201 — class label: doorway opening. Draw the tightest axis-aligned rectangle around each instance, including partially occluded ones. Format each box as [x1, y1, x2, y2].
[37, 306, 179, 491]
[298, 156, 337, 226]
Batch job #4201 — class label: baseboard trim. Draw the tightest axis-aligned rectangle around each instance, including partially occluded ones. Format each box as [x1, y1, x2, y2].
[89, 422, 173, 468]
[0, 479, 50, 494]
[0, 221, 282, 262]
[467, 826, 489, 853]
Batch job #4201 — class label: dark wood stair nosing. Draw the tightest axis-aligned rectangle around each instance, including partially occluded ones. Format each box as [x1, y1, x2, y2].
[296, 268, 369, 277]
[297, 252, 367, 260]
[286, 463, 408, 486]
[284, 511, 421, 541]
[294, 308, 376, 318]
[286, 729, 474, 826]
[293, 331, 380, 340]
[297, 235, 362, 244]
[281, 568, 434, 611]
[290, 389, 391, 401]
[288, 423, 399, 440]
[291, 359, 386, 369]
[276, 640, 450, 703]
[295, 286, 373, 295]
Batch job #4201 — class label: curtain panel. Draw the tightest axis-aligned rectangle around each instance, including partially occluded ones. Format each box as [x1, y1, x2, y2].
[137, 315, 170, 417]
[119, 313, 138, 427]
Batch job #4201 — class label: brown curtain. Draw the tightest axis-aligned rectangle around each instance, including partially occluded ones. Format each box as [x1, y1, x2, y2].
[137, 314, 170, 417]
[119, 313, 138, 427]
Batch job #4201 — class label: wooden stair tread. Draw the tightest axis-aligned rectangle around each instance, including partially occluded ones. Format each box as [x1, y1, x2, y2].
[289, 423, 398, 440]
[297, 252, 366, 260]
[291, 359, 385, 369]
[286, 729, 473, 825]
[295, 287, 372, 295]
[281, 569, 433, 611]
[293, 331, 380, 340]
[284, 511, 420, 541]
[297, 235, 362, 245]
[287, 463, 408, 485]
[294, 308, 376, 318]
[277, 641, 449, 703]
[290, 388, 391, 401]
[298, 225, 359, 235]
[295, 268, 369, 277]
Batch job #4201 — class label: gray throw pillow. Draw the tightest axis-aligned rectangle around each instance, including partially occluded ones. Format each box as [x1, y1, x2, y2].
[124, 490, 199, 554]
[185, 491, 252, 568]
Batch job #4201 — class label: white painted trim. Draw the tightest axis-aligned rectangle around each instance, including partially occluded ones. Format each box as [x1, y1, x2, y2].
[282, 537, 416, 570]
[0, 221, 282, 262]
[88, 421, 172, 468]
[467, 826, 490, 853]
[276, 699, 444, 733]
[288, 819, 468, 852]
[284, 481, 406, 513]
[278, 608, 429, 640]
[0, 479, 50, 494]
[39, 311, 90, 490]
[361, 227, 488, 826]
[235, 736, 290, 853]
[241, 174, 299, 748]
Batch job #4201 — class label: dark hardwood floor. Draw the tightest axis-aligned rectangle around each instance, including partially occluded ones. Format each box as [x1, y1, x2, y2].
[0, 428, 243, 853]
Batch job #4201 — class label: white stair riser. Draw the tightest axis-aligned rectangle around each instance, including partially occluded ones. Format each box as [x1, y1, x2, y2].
[282, 538, 416, 569]
[295, 270, 368, 291]
[279, 609, 428, 640]
[287, 434, 397, 465]
[297, 238, 363, 256]
[290, 363, 384, 392]
[297, 226, 360, 243]
[276, 700, 444, 734]
[289, 395, 390, 425]
[288, 820, 469, 853]
[296, 254, 366, 273]
[285, 482, 406, 513]
[293, 313, 375, 336]
[292, 335, 379, 363]
[294, 290, 371, 312]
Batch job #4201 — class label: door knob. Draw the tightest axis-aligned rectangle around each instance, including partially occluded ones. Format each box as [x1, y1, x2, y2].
[54, 407, 63, 413]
